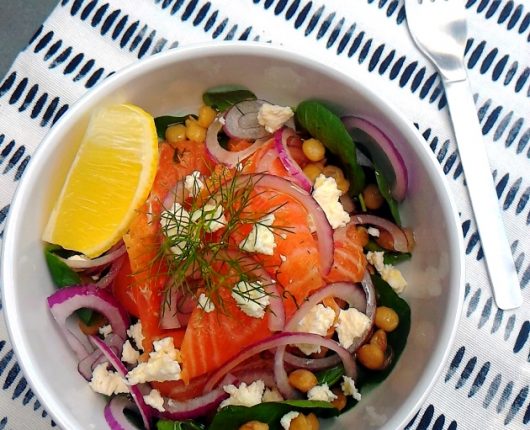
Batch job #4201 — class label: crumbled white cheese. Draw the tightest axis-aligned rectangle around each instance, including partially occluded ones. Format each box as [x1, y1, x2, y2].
[312, 175, 350, 229]
[89, 363, 129, 396]
[121, 340, 140, 365]
[296, 304, 336, 355]
[366, 251, 408, 294]
[184, 171, 204, 197]
[335, 308, 371, 349]
[143, 389, 165, 412]
[262, 387, 284, 402]
[232, 281, 270, 318]
[257, 103, 294, 133]
[279, 254, 287, 262]
[307, 384, 337, 402]
[239, 213, 276, 255]
[280, 411, 300, 430]
[197, 293, 215, 313]
[341, 376, 362, 401]
[98, 324, 112, 338]
[367, 227, 380, 238]
[127, 337, 182, 384]
[219, 380, 265, 408]
[160, 202, 191, 255]
[127, 321, 144, 351]
[191, 202, 226, 233]
[67, 254, 90, 262]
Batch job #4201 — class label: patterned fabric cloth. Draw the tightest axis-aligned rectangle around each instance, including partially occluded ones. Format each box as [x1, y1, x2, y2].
[0, 0, 528, 429]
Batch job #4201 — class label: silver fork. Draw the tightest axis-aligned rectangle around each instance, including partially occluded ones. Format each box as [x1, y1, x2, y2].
[404, 0, 522, 310]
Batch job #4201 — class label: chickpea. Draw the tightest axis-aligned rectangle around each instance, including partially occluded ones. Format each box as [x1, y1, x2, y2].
[357, 343, 385, 370]
[362, 183, 384, 210]
[375, 229, 394, 250]
[185, 118, 206, 142]
[197, 105, 217, 128]
[239, 421, 269, 430]
[335, 177, 350, 195]
[165, 123, 187, 143]
[302, 138, 326, 162]
[303, 163, 324, 183]
[370, 329, 388, 352]
[288, 369, 318, 393]
[331, 388, 347, 411]
[289, 414, 310, 430]
[306, 413, 320, 430]
[375, 306, 399, 332]
[322, 165, 345, 183]
[403, 227, 416, 251]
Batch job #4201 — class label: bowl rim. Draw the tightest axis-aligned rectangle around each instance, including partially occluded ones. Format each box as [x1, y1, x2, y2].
[1, 40, 464, 430]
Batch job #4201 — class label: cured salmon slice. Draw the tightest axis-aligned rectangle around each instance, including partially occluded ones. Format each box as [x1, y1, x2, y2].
[325, 222, 367, 283]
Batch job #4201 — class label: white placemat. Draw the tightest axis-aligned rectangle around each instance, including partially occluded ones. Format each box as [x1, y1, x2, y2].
[0, 0, 528, 429]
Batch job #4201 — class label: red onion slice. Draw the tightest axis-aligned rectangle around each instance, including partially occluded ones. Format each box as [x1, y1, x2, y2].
[204, 332, 355, 395]
[78, 333, 124, 380]
[342, 116, 408, 201]
[351, 213, 409, 252]
[274, 128, 312, 192]
[47, 285, 130, 360]
[90, 336, 153, 430]
[223, 100, 269, 140]
[205, 118, 269, 168]
[59, 243, 127, 271]
[158, 374, 236, 421]
[94, 256, 126, 289]
[104, 395, 143, 430]
[159, 288, 196, 330]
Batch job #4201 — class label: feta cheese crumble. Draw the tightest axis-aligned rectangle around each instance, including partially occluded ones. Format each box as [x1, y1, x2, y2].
[367, 227, 380, 237]
[366, 251, 408, 294]
[143, 389, 165, 412]
[184, 171, 204, 197]
[257, 103, 294, 133]
[239, 213, 276, 255]
[262, 387, 284, 402]
[192, 202, 226, 233]
[89, 363, 129, 396]
[341, 376, 362, 401]
[335, 308, 371, 349]
[280, 411, 300, 430]
[98, 324, 112, 338]
[127, 337, 182, 384]
[307, 384, 337, 402]
[312, 175, 350, 229]
[121, 340, 140, 365]
[127, 321, 144, 351]
[296, 304, 336, 355]
[232, 281, 270, 318]
[219, 380, 265, 408]
[197, 293, 215, 313]
[160, 202, 191, 255]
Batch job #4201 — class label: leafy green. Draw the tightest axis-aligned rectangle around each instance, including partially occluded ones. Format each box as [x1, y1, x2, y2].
[154, 115, 189, 139]
[44, 244, 93, 325]
[209, 400, 338, 430]
[383, 252, 411, 265]
[316, 365, 344, 386]
[202, 85, 257, 112]
[157, 420, 205, 430]
[374, 165, 401, 225]
[295, 100, 365, 194]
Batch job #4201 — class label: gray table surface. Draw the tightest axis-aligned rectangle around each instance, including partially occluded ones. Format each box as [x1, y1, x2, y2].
[0, 0, 58, 79]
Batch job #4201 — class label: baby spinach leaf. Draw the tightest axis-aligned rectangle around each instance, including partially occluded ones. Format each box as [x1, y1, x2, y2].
[316, 365, 344, 386]
[203, 85, 257, 112]
[157, 419, 205, 430]
[383, 252, 411, 265]
[154, 115, 189, 139]
[374, 165, 401, 226]
[295, 100, 365, 194]
[209, 400, 338, 430]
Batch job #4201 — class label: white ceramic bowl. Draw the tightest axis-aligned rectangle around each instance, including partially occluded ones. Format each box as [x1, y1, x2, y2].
[2, 42, 464, 430]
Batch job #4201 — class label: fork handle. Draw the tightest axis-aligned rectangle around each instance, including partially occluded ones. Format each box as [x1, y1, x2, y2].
[444, 79, 522, 310]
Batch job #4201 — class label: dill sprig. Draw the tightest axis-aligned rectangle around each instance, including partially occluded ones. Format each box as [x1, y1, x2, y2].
[158, 166, 292, 315]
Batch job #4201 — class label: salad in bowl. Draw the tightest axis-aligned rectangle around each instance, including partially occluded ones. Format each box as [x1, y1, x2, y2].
[41, 84, 414, 430]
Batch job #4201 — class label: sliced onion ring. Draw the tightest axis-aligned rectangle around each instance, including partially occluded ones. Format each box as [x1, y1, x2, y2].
[342, 115, 408, 201]
[78, 333, 124, 381]
[104, 395, 143, 430]
[94, 256, 125, 289]
[90, 336, 152, 430]
[223, 99, 269, 140]
[47, 285, 130, 360]
[274, 127, 312, 192]
[206, 117, 269, 168]
[204, 332, 356, 395]
[59, 243, 127, 271]
[351, 213, 409, 252]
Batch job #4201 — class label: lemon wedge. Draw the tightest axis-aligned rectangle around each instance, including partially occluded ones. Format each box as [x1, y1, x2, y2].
[43, 103, 158, 258]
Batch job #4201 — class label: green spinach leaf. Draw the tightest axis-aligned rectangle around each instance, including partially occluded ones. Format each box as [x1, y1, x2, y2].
[209, 400, 338, 430]
[383, 252, 411, 265]
[316, 365, 344, 386]
[374, 165, 401, 226]
[157, 419, 205, 430]
[295, 100, 365, 194]
[202, 85, 257, 112]
[154, 115, 189, 139]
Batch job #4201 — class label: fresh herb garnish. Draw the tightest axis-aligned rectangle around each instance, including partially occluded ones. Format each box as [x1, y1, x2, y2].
[316, 365, 345, 386]
[156, 419, 205, 430]
[203, 85, 257, 112]
[295, 100, 365, 194]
